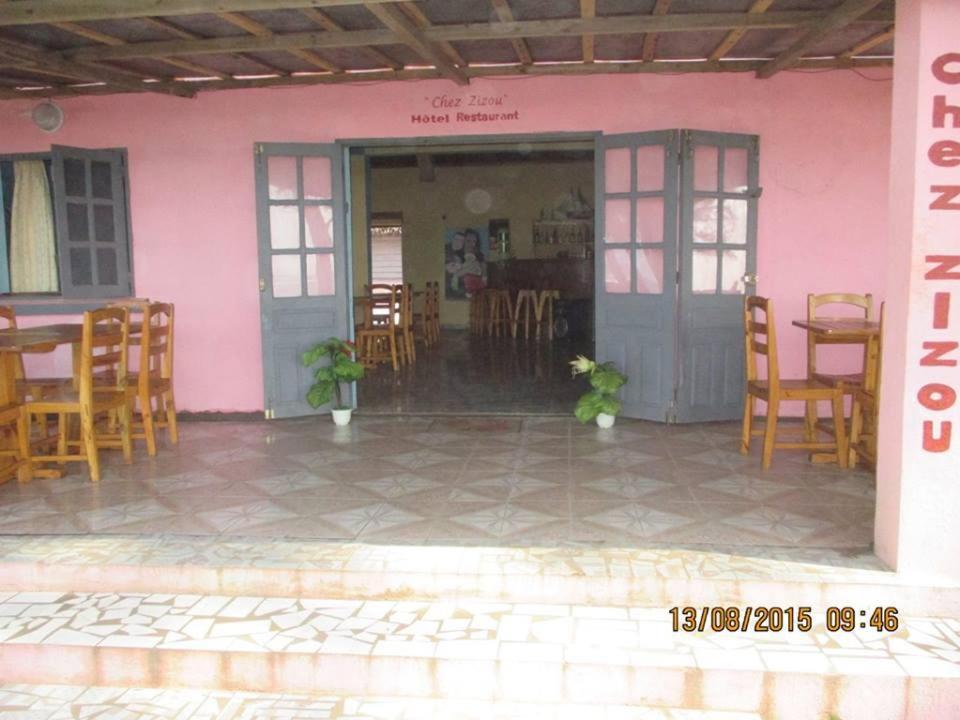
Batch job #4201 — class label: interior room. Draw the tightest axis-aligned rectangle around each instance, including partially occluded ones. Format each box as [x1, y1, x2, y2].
[352, 141, 596, 414]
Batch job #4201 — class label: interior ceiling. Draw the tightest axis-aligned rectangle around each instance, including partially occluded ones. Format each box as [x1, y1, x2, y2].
[0, 1, 896, 101]
[369, 149, 595, 169]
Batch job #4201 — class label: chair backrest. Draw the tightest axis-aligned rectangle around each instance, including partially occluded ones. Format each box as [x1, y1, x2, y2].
[368, 284, 396, 328]
[396, 283, 414, 330]
[137, 303, 174, 394]
[743, 296, 779, 392]
[807, 292, 873, 372]
[0, 305, 25, 380]
[80, 306, 129, 402]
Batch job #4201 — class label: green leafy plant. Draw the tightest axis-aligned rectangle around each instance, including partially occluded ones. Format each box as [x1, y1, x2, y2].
[569, 355, 628, 423]
[302, 338, 364, 410]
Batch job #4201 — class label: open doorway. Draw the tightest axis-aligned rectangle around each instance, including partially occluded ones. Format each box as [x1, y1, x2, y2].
[349, 139, 596, 414]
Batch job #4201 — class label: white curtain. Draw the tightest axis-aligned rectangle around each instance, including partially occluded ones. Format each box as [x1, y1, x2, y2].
[10, 160, 58, 293]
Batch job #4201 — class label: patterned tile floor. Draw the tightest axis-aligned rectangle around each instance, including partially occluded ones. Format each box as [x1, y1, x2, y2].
[0, 685, 762, 719]
[0, 415, 875, 551]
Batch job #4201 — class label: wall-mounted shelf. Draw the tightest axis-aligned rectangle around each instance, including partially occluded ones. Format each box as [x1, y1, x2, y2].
[532, 220, 594, 258]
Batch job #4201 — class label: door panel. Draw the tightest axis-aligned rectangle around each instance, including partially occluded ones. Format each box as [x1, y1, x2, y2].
[596, 131, 679, 421]
[255, 143, 348, 419]
[676, 130, 760, 422]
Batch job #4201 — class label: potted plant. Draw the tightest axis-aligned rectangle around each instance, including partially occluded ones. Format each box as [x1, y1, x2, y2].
[570, 355, 627, 428]
[302, 338, 365, 426]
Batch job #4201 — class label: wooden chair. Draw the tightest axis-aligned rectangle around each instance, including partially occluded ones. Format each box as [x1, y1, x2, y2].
[18, 307, 133, 482]
[485, 289, 513, 338]
[512, 289, 538, 340]
[125, 302, 178, 456]
[357, 285, 400, 371]
[533, 289, 560, 341]
[740, 296, 848, 470]
[849, 303, 885, 469]
[805, 292, 873, 439]
[470, 289, 488, 335]
[413, 281, 440, 348]
[0, 306, 72, 402]
[395, 283, 416, 365]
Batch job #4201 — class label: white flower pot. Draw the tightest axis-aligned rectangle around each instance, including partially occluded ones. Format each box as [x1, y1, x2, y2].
[596, 413, 616, 429]
[331, 408, 353, 426]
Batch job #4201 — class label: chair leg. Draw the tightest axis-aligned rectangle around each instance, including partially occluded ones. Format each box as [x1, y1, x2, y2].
[142, 392, 158, 457]
[761, 398, 779, 470]
[57, 414, 68, 464]
[164, 390, 179, 445]
[804, 399, 817, 442]
[80, 406, 100, 482]
[389, 335, 399, 371]
[849, 395, 863, 468]
[16, 409, 32, 483]
[740, 394, 754, 454]
[120, 403, 133, 464]
[831, 393, 849, 469]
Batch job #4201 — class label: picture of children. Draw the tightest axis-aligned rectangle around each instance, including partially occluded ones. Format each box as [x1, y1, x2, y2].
[444, 227, 489, 299]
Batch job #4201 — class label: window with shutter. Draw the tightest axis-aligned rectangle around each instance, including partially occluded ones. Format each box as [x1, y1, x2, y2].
[370, 217, 404, 286]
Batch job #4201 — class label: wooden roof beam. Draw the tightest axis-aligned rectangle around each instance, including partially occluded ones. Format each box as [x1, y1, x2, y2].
[396, 3, 467, 69]
[219, 12, 339, 73]
[579, 0, 595, 62]
[708, 0, 774, 62]
[299, 7, 401, 70]
[52, 21, 227, 78]
[757, 0, 885, 78]
[0, 0, 397, 26]
[490, 0, 532, 66]
[641, 0, 672, 62]
[364, 3, 468, 86]
[837, 25, 894, 59]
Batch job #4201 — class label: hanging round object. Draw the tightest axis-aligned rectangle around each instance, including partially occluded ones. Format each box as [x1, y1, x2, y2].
[31, 100, 64, 133]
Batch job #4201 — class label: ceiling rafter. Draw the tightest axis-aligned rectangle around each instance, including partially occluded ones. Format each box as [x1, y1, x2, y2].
[709, 0, 774, 62]
[52, 21, 227, 78]
[838, 25, 894, 60]
[364, 3, 468, 86]
[579, 0, 595, 63]
[140, 15, 289, 75]
[641, 0, 672, 62]
[298, 7, 401, 70]
[0, 0, 399, 26]
[219, 11, 339, 73]
[489, 0, 532, 66]
[396, 2, 466, 68]
[47, 10, 894, 64]
[757, 0, 885, 78]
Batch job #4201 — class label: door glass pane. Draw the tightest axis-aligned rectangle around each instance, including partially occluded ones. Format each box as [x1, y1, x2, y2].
[271, 255, 301, 298]
[635, 197, 663, 244]
[93, 205, 115, 243]
[635, 248, 663, 294]
[267, 156, 298, 200]
[64, 158, 86, 197]
[604, 248, 631, 294]
[692, 249, 718, 294]
[70, 248, 93, 285]
[306, 253, 335, 296]
[269, 205, 300, 249]
[694, 145, 719, 192]
[693, 199, 718, 243]
[302, 157, 332, 200]
[67, 203, 89, 242]
[722, 199, 748, 245]
[721, 250, 747, 294]
[304, 205, 334, 248]
[97, 248, 118, 285]
[604, 148, 630, 194]
[636, 145, 664, 191]
[604, 199, 631, 244]
[724, 148, 749, 193]
[91, 161, 113, 200]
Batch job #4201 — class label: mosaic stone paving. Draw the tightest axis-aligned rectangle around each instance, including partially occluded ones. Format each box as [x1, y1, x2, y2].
[0, 416, 876, 551]
[0, 591, 957, 678]
[0, 685, 762, 720]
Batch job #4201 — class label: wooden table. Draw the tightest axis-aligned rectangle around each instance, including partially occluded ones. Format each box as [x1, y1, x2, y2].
[791, 317, 880, 338]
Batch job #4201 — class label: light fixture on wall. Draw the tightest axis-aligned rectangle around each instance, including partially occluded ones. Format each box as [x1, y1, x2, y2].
[31, 100, 64, 133]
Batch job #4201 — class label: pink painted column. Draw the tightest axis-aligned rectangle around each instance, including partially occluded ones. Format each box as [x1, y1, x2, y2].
[876, 0, 960, 579]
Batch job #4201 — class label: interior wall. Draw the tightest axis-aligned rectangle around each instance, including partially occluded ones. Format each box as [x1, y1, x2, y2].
[0, 71, 892, 412]
[366, 159, 594, 326]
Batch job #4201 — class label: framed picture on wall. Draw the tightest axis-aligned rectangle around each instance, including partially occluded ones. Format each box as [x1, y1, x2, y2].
[444, 226, 489, 299]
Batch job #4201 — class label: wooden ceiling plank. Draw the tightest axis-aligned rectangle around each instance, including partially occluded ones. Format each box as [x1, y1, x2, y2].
[396, 2, 466, 68]
[299, 7, 401, 70]
[708, 0, 774, 62]
[641, 0, 672, 62]
[490, 0, 532, 66]
[757, 0, 885, 78]
[0, 1, 399, 26]
[219, 11, 339, 72]
[365, 3, 468, 85]
[579, 0, 595, 63]
[53, 20, 227, 78]
[838, 25, 894, 59]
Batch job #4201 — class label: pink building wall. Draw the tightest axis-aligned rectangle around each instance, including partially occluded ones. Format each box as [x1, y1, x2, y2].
[0, 70, 892, 412]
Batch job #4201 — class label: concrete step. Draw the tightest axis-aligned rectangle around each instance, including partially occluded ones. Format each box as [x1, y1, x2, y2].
[0, 591, 957, 719]
[1, 535, 959, 616]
